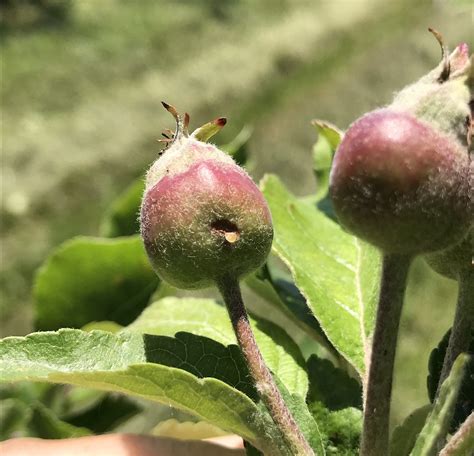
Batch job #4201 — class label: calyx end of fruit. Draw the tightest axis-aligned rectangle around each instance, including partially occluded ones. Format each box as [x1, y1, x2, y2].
[157, 103, 227, 153]
[389, 31, 473, 149]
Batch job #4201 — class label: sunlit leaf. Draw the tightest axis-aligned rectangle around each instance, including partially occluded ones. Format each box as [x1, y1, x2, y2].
[246, 264, 334, 353]
[261, 175, 381, 377]
[124, 297, 308, 397]
[0, 329, 286, 454]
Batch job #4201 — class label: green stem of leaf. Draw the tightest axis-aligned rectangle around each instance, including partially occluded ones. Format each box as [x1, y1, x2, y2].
[360, 253, 411, 456]
[440, 412, 474, 456]
[437, 269, 474, 397]
[217, 275, 315, 456]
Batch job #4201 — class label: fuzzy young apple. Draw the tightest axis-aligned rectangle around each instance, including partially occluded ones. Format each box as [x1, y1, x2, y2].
[329, 34, 473, 456]
[330, 40, 473, 255]
[140, 105, 312, 456]
[329, 108, 472, 254]
[140, 103, 273, 289]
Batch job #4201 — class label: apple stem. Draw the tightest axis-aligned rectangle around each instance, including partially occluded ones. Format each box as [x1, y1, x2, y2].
[360, 253, 412, 456]
[437, 268, 474, 396]
[217, 275, 315, 456]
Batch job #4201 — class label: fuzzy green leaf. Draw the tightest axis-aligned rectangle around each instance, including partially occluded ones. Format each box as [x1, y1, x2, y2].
[261, 175, 381, 376]
[34, 236, 159, 330]
[271, 377, 325, 455]
[0, 329, 286, 454]
[411, 354, 470, 456]
[100, 178, 145, 238]
[390, 405, 432, 456]
[124, 296, 308, 398]
[246, 264, 334, 353]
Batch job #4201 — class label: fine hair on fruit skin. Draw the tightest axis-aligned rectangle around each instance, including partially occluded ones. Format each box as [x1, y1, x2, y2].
[329, 108, 472, 255]
[425, 228, 473, 281]
[140, 104, 273, 289]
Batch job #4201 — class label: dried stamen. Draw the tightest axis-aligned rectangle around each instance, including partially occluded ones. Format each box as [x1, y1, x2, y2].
[428, 28, 451, 83]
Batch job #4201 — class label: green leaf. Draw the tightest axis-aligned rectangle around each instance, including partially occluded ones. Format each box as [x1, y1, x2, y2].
[275, 380, 326, 455]
[306, 355, 362, 411]
[390, 405, 432, 456]
[34, 236, 159, 330]
[100, 177, 144, 238]
[0, 329, 285, 454]
[411, 354, 470, 456]
[124, 296, 308, 398]
[261, 175, 381, 377]
[311, 120, 343, 201]
[246, 264, 334, 353]
[28, 401, 92, 439]
[427, 329, 474, 432]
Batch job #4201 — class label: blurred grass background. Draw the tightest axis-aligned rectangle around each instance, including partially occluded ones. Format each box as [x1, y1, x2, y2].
[1, 0, 471, 426]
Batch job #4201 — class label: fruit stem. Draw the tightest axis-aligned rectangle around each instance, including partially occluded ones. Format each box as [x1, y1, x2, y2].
[217, 275, 315, 456]
[360, 253, 412, 456]
[437, 268, 474, 397]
